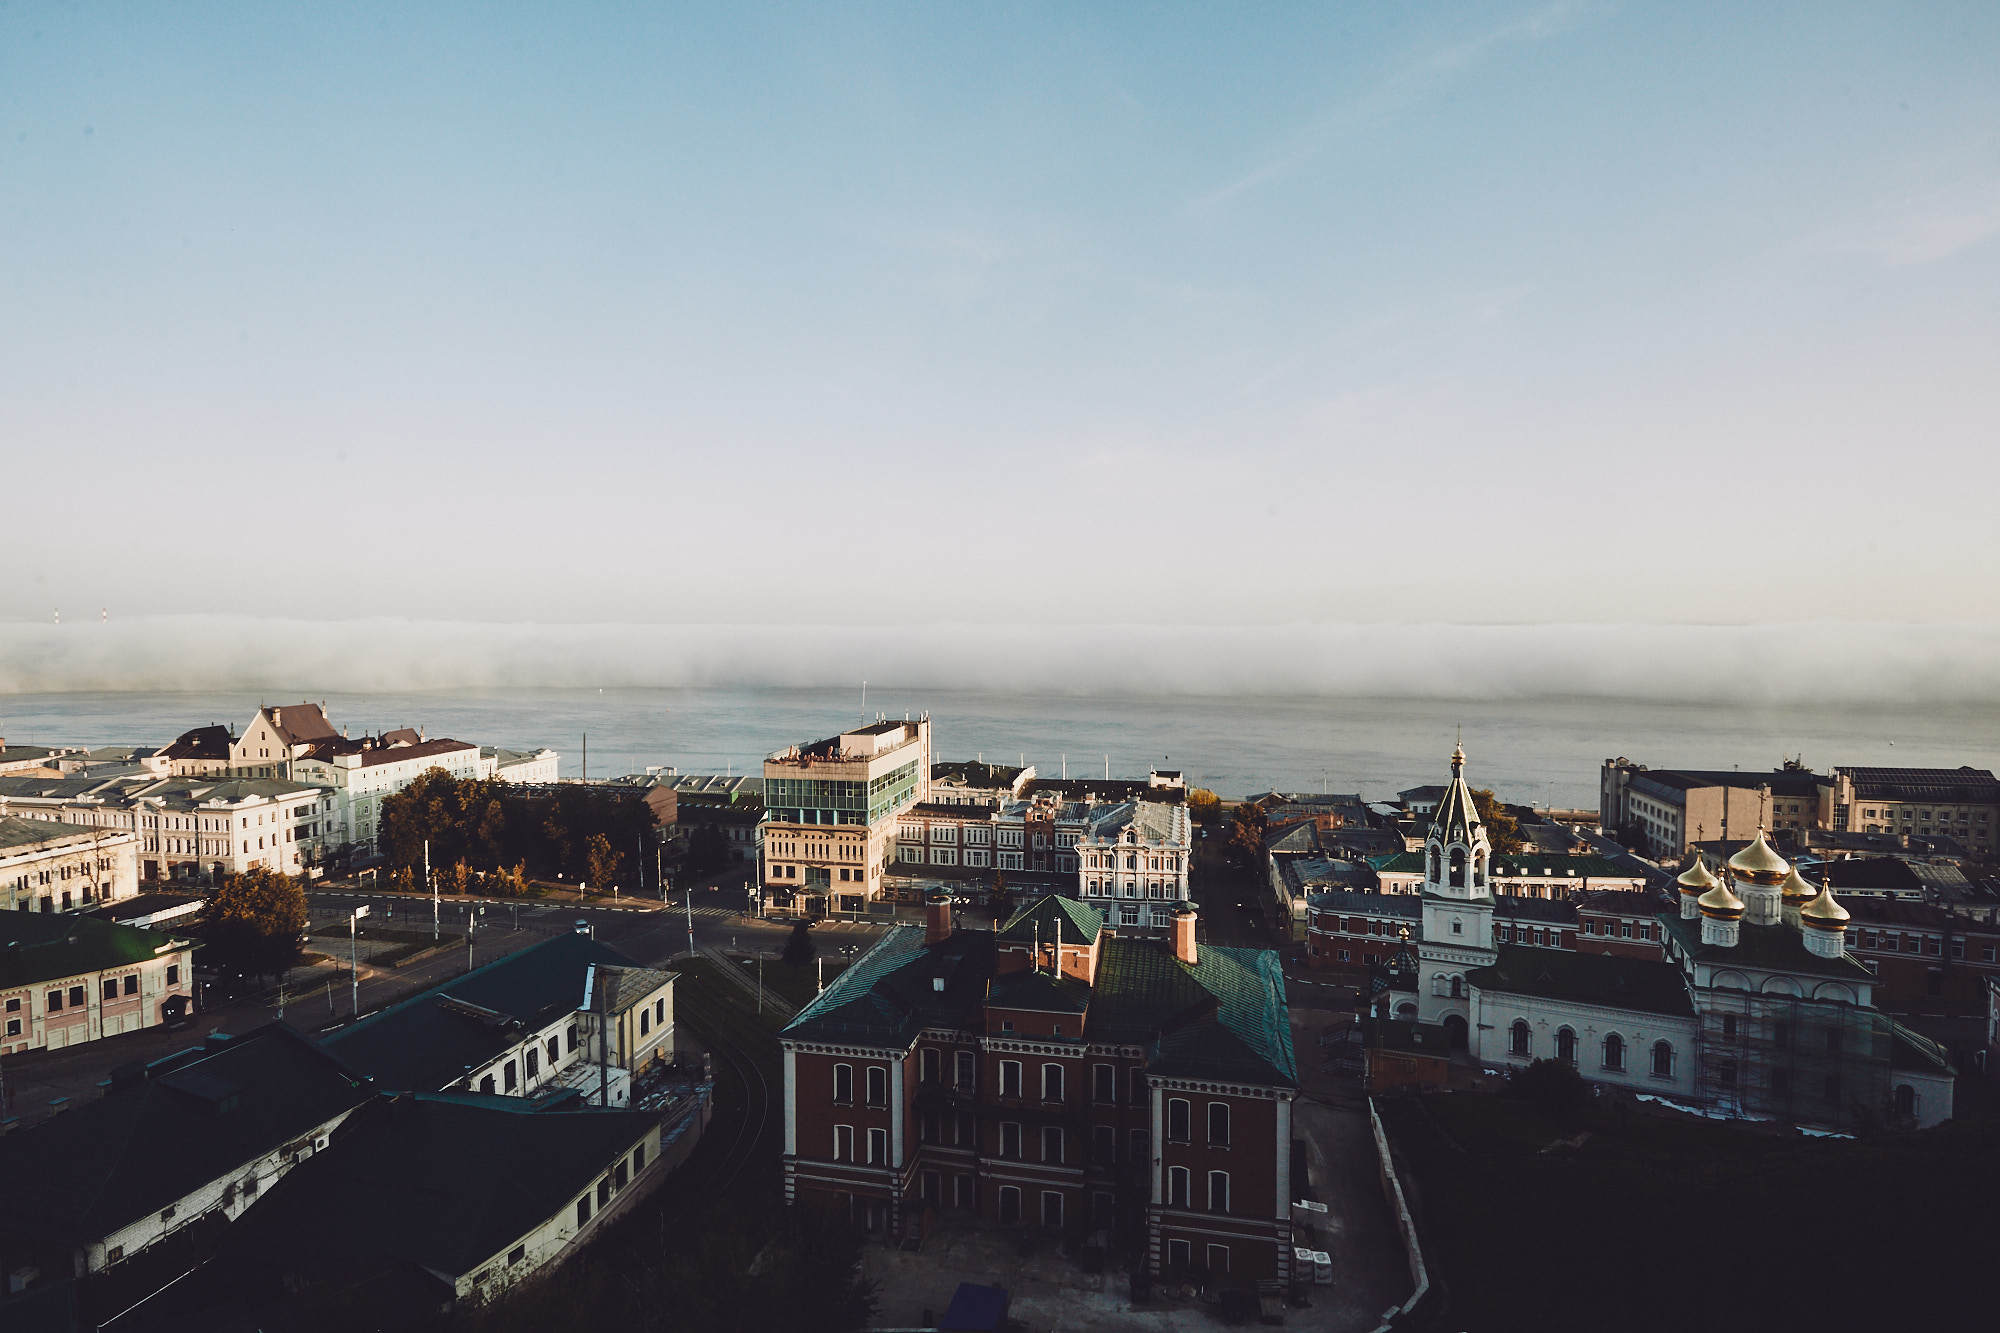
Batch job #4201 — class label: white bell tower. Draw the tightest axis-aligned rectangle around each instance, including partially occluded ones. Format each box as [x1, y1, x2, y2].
[1417, 744, 1498, 1034]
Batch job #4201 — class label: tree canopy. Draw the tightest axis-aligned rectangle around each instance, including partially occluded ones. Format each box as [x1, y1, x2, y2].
[376, 770, 655, 887]
[200, 865, 308, 981]
[781, 920, 816, 970]
[1470, 787, 1525, 854]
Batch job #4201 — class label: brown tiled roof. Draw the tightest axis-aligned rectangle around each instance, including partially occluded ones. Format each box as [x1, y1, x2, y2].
[264, 703, 338, 746]
[357, 738, 476, 769]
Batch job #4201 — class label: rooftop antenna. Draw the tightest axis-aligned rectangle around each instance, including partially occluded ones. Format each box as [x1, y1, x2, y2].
[1104, 755, 1110, 780]
[861, 680, 867, 717]
[1033, 919, 1041, 974]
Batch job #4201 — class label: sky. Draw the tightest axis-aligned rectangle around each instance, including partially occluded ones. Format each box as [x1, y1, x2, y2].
[4, 3, 1999, 663]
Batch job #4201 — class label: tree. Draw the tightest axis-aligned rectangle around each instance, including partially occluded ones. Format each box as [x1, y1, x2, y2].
[1510, 1057, 1589, 1124]
[1226, 802, 1269, 870]
[782, 920, 817, 970]
[1471, 787, 1525, 854]
[201, 865, 309, 982]
[584, 833, 622, 892]
[1187, 787, 1221, 820]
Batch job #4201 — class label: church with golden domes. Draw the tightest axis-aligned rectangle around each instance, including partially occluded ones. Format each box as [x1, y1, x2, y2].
[1399, 746, 1955, 1130]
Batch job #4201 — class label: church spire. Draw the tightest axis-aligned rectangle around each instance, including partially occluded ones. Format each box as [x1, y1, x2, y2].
[1426, 741, 1491, 898]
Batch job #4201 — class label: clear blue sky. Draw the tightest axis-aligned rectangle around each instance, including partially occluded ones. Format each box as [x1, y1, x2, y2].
[5, 2, 1997, 629]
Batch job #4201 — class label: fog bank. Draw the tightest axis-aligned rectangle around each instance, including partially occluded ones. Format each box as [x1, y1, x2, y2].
[2, 617, 1995, 707]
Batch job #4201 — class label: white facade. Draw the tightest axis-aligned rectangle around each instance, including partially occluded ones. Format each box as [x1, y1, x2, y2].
[0, 819, 139, 913]
[1414, 747, 1496, 1029]
[1470, 987, 1700, 1097]
[293, 739, 484, 858]
[0, 778, 330, 883]
[1076, 800, 1192, 931]
[482, 746, 561, 784]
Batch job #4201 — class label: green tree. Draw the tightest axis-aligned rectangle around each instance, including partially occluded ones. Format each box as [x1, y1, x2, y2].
[782, 920, 817, 970]
[1510, 1057, 1589, 1124]
[200, 865, 309, 981]
[1470, 787, 1525, 854]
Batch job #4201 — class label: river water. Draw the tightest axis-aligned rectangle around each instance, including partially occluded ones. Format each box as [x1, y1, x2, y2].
[3, 687, 1994, 809]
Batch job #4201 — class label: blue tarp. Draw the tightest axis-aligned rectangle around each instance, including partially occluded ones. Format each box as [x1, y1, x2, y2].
[940, 1281, 1009, 1332]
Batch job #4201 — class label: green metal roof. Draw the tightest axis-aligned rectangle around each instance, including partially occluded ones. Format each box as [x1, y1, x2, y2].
[988, 968, 1090, 1015]
[0, 908, 190, 990]
[999, 894, 1104, 946]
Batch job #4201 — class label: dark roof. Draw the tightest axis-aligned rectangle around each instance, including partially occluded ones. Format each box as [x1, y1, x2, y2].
[1373, 851, 1637, 879]
[1303, 889, 1421, 918]
[320, 932, 639, 1091]
[82, 891, 206, 925]
[910, 800, 999, 818]
[1890, 1022, 1955, 1075]
[1020, 777, 1186, 805]
[1576, 889, 1674, 916]
[212, 1093, 658, 1282]
[999, 895, 1104, 946]
[1840, 766, 2000, 804]
[1397, 785, 1447, 803]
[161, 725, 232, 762]
[594, 963, 676, 1015]
[1629, 768, 1828, 797]
[356, 737, 477, 769]
[783, 922, 1296, 1088]
[378, 727, 423, 747]
[1466, 945, 1695, 1018]
[1658, 913, 1877, 983]
[0, 1024, 370, 1247]
[0, 909, 191, 989]
[1490, 894, 1580, 925]
[930, 761, 1024, 787]
[988, 968, 1090, 1015]
[1827, 858, 1924, 894]
[0, 816, 107, 852]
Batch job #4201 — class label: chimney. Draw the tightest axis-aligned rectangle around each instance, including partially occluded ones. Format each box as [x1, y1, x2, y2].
[1171, 902, 1198, 965]
[924, 890, 953, 946]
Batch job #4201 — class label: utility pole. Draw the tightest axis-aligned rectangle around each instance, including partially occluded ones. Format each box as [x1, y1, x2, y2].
[467, 907, 475, 971]
[657, 844, 664, 902]
[757, 952, 764, 1013]
[349, 904, 370, 1017]
[685, 880, 695, 959]
[817, 952, 824, 995]
[427, 839, 436, 941]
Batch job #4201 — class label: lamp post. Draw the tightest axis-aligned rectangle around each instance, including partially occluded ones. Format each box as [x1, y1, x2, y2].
[349, 904, 370, 1017]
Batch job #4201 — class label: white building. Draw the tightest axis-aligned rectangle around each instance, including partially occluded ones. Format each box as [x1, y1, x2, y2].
[0, 816, 140, 913]
[0, 776, 331, 885]
[1076, 799, 1192, 931]
[481, 745, 561, 784]
[1390, 747, 1955, 1131]
[292, 735, 485, 859]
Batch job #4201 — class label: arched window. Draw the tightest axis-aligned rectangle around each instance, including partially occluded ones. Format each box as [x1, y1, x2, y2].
[1432, 974, 1448, 996]
[1894, 1084, 1917, 1119]
[1474, 851, 1488, 887]
[1510, 1020, 1531, 1056]
[1428, 846, 1441, 882]
[1602, 1033, 1624, 1071]
[1449, 975, 1463, 999]
[1449, 847, 1466, 888]
[1652, 1041, 1673, 1078]
[1556, 1027, 1577, 1064]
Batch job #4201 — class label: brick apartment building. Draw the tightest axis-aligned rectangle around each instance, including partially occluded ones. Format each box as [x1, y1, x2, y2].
[780, 893, 1300, 1283]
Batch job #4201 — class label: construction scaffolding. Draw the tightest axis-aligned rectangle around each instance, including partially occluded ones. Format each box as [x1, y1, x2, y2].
[1693, 989, 1896, 1132]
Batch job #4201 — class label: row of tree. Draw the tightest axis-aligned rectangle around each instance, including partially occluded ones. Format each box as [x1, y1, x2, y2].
[377, 770, 656, 889]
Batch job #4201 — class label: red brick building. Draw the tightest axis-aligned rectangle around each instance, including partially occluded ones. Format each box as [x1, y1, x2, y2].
[1841, 896, 2000, 1016]
[1573, 890, 1671, 959]
[781, 893, 1300, 1284]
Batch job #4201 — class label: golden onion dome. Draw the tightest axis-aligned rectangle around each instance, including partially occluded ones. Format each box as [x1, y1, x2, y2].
[1780, 866, 1816, 906]
[1726, 830, 1790, 886]
[1677, 855, 1718, 895]
[1800, 884, 1851, 929]
[1697, 878, 1745, 920]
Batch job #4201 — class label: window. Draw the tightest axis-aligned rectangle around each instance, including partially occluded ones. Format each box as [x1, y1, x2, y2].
[833, 1063, 854, 1104]
[633, 1144, 645, 1172]
[1510, 1020, 1531, 1056]
[1207, 1243, 1232, 1274]
[1041, 1126, 1063, 1163]
[107, 1246, 124, 1265]
[1000, 1121, 1022, 1159]
[480, 1074, 495, 1093]
[526, 1048, 539, 1078]
[640, 1010, 650, 1035]
[1041, 1190, 1064, 1230]
[547, 1037, 559, 1064]
[1167, 1097, 1191, 1144]
[504, 1060, 518, 1090]
[1207, 1170, 1230, 1213]
[567, 1024, 578, 1052]
[867, 1128, 887, 1164]
[46, 989, 62, 1013]
[921, 1048, 939, 1084]
[998, 1185, 1022, 1225]
[1722, 1013, 1737, 1039]
[866, 1066, 888, 1107]
[166, 965, 179, 986]
[124, 975, 138, 995]
[1093, 1124, 1116, 1165]
[1000, 1060, 1022, 1098]
[1602, 1033, 1624, 1071]
[956, 1049, 976, 1089]
[577, 1196, 591, 1227]
[1167, 1238, 1192, 1271]
[1208, 1102, 1230, 1147]
[508, 1245, 526, 1265]
[5, 1019, 17, 1037]
[1093, 1063, 1115, 1103]
[1652, 1041, 1674, 1078]
[1168, 1166, 1191, 1207]
[1042, 1063, 1063, 1102]
[833, 1125, 854, 1162]
[1555, 1027, 1576, 1064]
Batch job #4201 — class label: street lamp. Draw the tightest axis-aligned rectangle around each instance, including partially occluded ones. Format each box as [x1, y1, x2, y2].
[349, 904, 370, 1017]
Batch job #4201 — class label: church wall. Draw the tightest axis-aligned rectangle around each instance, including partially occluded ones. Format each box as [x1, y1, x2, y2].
[1473, 987, 1699, 1098]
